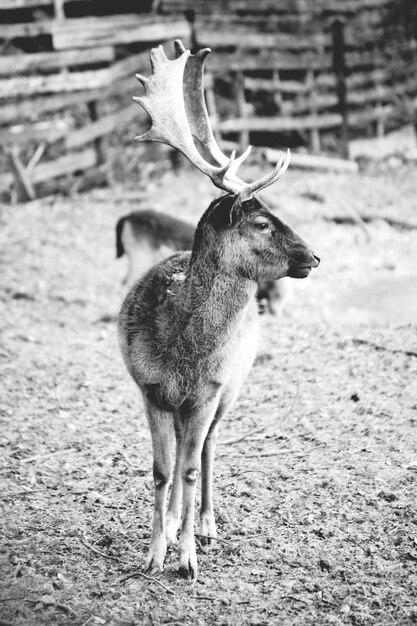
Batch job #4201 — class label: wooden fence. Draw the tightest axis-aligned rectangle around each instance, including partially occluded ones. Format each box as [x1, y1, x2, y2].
[184, 2, 417, 156]
[0, 1, 191, 200]
[1, 0, 416, 200]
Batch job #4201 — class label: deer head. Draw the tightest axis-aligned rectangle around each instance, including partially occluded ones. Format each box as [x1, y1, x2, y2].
[192, 193, 320, 283]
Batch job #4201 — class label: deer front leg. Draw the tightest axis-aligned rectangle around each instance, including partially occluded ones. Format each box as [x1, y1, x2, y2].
[166, 433, 183, 546]
[177, 397, 219, 580]
[144, 401, 174, 575]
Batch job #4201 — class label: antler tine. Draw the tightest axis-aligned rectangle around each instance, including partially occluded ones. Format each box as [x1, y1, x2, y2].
[174, 39, 251, 182]
[239, 149, 291, 200]
[133, 43, 241, 195]
[174, 39, 229, 167]
[227, 145, 252, 179]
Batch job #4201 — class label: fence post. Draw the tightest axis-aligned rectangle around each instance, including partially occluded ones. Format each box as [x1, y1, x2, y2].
[53, 0, 65, 20]
[9, 147, 35, 202]
[87, 100, 105, 166]
[307, 69, 321, 153]
[234, 71, 250, 150]
[332, 19, 349, 159]
[204, 73, 221, 141]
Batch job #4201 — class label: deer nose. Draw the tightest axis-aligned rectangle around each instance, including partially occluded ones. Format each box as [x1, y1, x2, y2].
[312, 254, 320, 267]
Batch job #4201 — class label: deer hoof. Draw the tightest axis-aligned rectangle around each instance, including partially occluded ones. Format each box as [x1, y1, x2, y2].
[144, 561, 164, 577]
[179, 560, 197, 580]
[144, 539, 166, 575]
[178, 538, 198, 580]
[200, 512, 217, 546]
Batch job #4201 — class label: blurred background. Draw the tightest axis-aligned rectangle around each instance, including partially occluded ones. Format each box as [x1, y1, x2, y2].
[1, 0, 417, 200]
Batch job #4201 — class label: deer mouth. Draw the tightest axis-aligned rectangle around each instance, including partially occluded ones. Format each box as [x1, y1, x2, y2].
[287, 253, 320, 278]
[287, 265, 314, 278]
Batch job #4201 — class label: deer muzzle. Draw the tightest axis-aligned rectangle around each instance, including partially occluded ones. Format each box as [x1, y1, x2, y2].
[287, 251, 320, 279]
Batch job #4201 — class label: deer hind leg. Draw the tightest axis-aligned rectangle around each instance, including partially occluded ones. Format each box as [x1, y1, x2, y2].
[177, 395, 220, 580]
[143, 399, 175, 575]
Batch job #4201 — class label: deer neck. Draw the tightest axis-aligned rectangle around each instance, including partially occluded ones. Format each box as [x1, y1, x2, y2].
[183, 247, 257, 337]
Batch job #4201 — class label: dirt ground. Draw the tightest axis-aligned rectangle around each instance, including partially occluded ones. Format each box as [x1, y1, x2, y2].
[1, 161, 416, 625]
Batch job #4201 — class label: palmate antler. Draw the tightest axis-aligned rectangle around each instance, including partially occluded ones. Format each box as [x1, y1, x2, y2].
[134, 40, 290, 199]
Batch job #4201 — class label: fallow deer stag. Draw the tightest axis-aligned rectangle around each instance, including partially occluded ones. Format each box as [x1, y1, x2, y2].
[118, 40, 320, 579]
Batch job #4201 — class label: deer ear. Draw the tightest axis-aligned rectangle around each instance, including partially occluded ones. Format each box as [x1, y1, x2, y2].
[210, 194, 238, 230]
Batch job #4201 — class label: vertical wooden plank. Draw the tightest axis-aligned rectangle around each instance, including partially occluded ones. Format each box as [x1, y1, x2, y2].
[9, 148, 36, 202]
[332, 19, 349, 159]
[375, 84, 385, 138]
[272, 69, 282, 111]
[53, 0, 65, 20]
[234, 71, 250, 149]
[26, 142, 47, 177]
[87, 100, 105, 165]
[306, 69, 321, 153]
[205, 73, 221, 141]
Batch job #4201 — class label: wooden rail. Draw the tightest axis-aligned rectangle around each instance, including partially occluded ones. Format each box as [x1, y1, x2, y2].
[218, 114, 343, 133]
[0, 76, 134, 125]
[161, 0, 394, 14]
[1, 0, 52, 6]
[65, 103, 142, 151]
[0, 48, 157, 98]
[0, 47, 116, 77]
[195, 27, 329, 50]
[52, 16, 190, 50]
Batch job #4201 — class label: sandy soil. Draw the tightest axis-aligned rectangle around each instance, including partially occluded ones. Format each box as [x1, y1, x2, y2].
[1, 162, 416, 625]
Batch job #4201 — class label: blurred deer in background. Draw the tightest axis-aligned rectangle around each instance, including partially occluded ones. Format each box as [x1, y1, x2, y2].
[118, 40, 320, 579]
[116, 209, 195, 287]
[116, 208, 289, 314]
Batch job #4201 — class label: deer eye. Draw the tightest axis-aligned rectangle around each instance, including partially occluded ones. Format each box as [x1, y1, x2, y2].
[254, 221, 270, 232]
